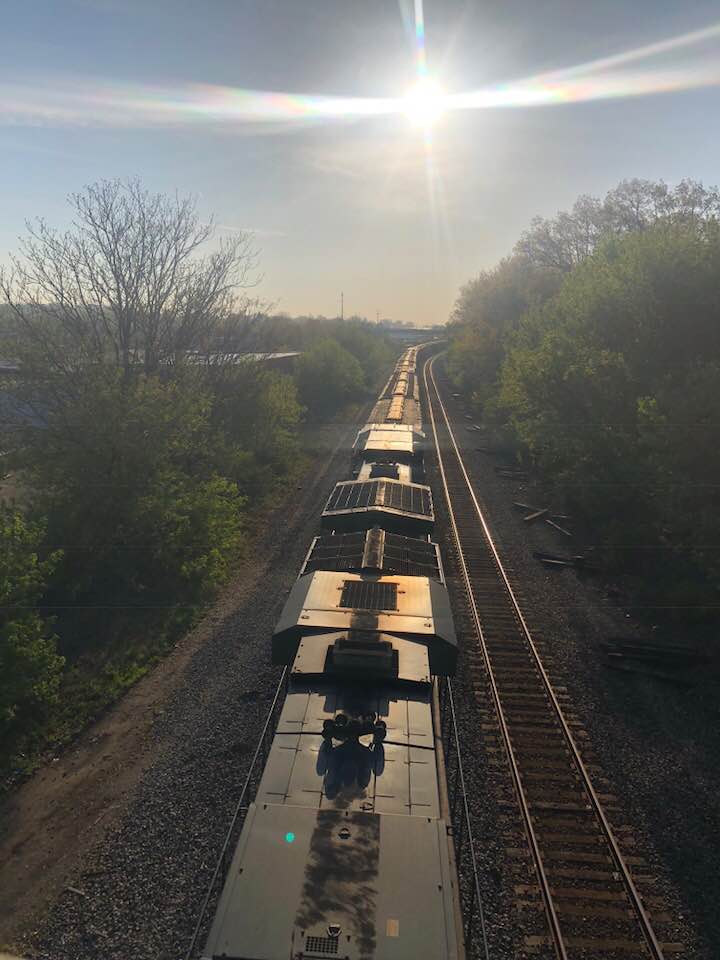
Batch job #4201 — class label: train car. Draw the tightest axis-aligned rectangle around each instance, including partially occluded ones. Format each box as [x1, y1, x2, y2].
[371, 351, 423, 428]
[199, 346, 465, 960]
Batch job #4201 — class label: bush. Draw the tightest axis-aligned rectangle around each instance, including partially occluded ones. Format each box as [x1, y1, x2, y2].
[14, 367, 246, 650]
[0, 508, 63, 763]
[295, 337, 366, 415]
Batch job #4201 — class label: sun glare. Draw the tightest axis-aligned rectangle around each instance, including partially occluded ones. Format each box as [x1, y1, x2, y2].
[403, 77, 445, 128]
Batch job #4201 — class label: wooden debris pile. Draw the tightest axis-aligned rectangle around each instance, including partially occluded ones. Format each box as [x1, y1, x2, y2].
[602, 635, 706, 684]
[533, 550, 595, 571]
[513, 500, 573, 539]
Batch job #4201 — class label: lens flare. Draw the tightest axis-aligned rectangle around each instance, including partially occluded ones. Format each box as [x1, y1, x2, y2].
[1, 20, 719, 129]
[403, 77, 445, 128]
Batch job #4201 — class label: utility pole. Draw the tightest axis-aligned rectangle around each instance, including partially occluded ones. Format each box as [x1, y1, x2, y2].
[376, 309, 379, 324]
[340, 291, 344, 321]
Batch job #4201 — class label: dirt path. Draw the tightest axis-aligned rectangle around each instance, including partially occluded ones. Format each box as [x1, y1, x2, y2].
[0, 413, 366, 953]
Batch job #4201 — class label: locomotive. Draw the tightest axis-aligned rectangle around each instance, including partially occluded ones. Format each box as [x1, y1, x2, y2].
[201, 345, 464, 960]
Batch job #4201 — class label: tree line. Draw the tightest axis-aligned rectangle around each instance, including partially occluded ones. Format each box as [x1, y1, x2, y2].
[448, 178, 720, 627]
[0, 179, 394, 777]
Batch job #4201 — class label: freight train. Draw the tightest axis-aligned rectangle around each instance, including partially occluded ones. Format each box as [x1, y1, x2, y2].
[200, 345, 465, 960]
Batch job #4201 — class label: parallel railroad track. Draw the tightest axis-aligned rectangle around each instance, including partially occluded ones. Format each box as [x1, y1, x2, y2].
[422, 353, 681, 960]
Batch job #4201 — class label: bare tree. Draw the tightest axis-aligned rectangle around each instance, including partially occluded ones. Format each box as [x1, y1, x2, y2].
[0, 178, 260, 378]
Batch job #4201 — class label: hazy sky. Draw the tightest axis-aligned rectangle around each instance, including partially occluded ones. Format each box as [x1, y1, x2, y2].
[2, 0, 720, 325]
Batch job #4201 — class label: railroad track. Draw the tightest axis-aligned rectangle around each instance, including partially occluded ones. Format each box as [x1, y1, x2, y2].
[422, 353, 681, 960]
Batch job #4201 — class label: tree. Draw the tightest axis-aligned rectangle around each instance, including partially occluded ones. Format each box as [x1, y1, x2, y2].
[635, 361, 720, 596]
[517, 178, 720, 271]
[207, 364, 302, 497]
[446, 255, 559, 413]
[28, 369, 245, 638]
[332, 321, 395, 390]
[0, 178, 260, 379]
[499, 224, 720, 566]
[295, 338, 365, 414]
[0, 508, 63, 762]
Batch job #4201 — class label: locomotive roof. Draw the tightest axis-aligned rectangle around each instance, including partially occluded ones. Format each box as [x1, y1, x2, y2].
[202, 805, 459, 960]
[322, 479, 433, 534]
[302, 528, 442, 581]
[353, 423, 425, 457]
[273, 570, 457, 677]
[276, 570, 448, 636]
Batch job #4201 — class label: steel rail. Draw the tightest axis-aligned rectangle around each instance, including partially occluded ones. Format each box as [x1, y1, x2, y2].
[422, 353, 665, 960]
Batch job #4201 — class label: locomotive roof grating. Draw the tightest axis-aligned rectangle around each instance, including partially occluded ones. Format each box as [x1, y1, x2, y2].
[324, 479, 432, 518]
[338, 579, 398, 611]
[303, 530, 441, 578]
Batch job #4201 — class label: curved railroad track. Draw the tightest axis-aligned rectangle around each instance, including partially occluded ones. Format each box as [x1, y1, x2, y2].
[422, 352, 677, 960]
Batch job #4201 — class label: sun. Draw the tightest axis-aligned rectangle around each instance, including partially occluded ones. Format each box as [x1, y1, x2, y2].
[403, 77, 445, 128]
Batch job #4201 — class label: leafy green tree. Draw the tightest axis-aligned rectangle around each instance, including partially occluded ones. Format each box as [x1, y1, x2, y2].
[295, 337, 365, 415]
[638, 364, 720, 586]
[333, 322, 395, 390]
[0, 181, 312, 772]
[207, 364, 302, 497]
[447, 255, 559, 413]
[12, 368, 246, 650]
[448, 181, 720, 620]
[1, 508, 63, 761]
[499, 224, 720, 574]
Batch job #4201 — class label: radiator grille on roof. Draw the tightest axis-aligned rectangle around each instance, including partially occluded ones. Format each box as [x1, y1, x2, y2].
[325, 480, 379, 512]
[383, 532, 441, 578]
[305, 935, 339, 955]
[381, 481, 431, 516]
[339, 580, 398, 611]
[324, 480, 432, 519]
[303, 531, 441, 579]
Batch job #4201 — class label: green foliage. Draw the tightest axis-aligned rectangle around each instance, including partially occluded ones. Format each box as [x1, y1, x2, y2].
[332, 322, 396, 390]
[497, 224, 720, 611]
[295, 337, 366, 414]
[0, 508, 63, 762]
[637, 364, 720, 587]
[450, 184, 720, 624]
[207, 365, 302, 497]
[17, 368, 246, 642]
[219, 313, 396, 394]
[135, 471, 245, 603]
[447, 256, 560, 415]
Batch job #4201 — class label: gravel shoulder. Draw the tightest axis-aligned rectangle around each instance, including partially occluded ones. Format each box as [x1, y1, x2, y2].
[0, 412, 368, 959]
[433, 358, 718, 959]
